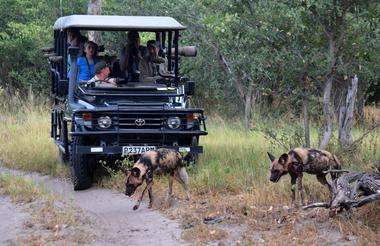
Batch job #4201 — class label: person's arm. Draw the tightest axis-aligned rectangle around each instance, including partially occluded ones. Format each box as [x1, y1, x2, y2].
[139, 60, 155, 83]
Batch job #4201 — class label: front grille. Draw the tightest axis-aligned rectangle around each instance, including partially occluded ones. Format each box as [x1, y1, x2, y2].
[117, 113, 165, 129]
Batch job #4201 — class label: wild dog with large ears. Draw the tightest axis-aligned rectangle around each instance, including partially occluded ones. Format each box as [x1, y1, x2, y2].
[267, 148, 341, 206]
[125, 148, 190, 210]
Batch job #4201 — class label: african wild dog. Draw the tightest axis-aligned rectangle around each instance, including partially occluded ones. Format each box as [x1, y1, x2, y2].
[267, 147, 341, 206]
[125, 148, 190, 210]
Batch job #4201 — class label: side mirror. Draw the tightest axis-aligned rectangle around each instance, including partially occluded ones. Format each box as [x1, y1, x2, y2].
[57, 79, 69, 96]
[185, 81, 195, 96]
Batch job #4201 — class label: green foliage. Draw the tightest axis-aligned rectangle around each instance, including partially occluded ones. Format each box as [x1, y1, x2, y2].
[0, 0, 87, 94]
[0, 0, 379, 118]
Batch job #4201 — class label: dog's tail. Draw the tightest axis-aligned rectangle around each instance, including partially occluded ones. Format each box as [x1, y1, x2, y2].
[177, 167, 189, 186]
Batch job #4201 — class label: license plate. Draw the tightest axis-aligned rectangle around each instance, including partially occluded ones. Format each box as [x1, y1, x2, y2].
[122, 146, 156, 155]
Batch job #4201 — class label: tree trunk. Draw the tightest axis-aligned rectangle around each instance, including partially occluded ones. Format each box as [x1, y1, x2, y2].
[319, 78, 334, 150]
[319, 36, 337, 150]
[87, 0, 102, 44]
[244, 82, 256, 129]
[338, 75, 358, 148]
[302, 96, 310, 148]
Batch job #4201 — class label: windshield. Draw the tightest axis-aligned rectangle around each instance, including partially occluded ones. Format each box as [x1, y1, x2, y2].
[67, 29, 181, 89]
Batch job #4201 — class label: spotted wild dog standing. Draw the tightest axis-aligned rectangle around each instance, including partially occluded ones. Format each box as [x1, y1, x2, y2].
[267, 148, 341, 206]
[125, 148, 190, 210]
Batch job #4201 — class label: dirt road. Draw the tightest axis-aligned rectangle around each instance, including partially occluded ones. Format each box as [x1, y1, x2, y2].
[0, 167, 186, 245]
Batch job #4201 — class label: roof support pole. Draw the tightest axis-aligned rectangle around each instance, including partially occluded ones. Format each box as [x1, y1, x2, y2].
[174, 31, 179, 86]
[168, 31, 172, 72]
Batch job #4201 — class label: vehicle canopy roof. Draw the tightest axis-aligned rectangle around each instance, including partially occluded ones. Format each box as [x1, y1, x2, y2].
[53, 15, 186, 31]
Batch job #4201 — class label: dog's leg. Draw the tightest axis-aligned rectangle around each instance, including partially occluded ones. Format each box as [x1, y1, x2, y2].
[148, 184, 153, 208]
[290, 173, 297, 207]
[297, 174, 305, 206]
[133, 181, 153, 210]
[174, 167, 190, 201]
[316, 174, 332, 199]
[166, 173, 174, 202]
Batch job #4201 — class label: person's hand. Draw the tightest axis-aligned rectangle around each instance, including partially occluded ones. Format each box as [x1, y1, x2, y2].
[106, 78, 117, 85]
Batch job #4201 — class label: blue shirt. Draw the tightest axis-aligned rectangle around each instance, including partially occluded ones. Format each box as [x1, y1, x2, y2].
[77, 57, 98, 81]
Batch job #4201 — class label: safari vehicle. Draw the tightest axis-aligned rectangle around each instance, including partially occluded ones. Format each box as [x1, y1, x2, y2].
[43, 15, 207, 190]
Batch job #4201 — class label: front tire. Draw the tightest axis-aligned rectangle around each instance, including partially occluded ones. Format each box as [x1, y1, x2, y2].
[58, 147, 69, 164]
[190, 136, 199, 165]
[71, 136, 93, 190]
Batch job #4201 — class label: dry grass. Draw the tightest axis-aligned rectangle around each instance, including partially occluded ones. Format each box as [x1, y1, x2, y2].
[0, 173, 92, 245]
[182, 224, 227, 244]
[0, 101, 69, 176]
[1, 94, 379, 245]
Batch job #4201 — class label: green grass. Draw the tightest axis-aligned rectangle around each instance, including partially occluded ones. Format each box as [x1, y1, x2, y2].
[0, 96, 379, 195]
[191, 119, 380, 194]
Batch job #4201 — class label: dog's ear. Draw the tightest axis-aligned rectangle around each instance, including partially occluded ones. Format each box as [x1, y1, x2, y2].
[279, 153, 288, 165]
[267, 152, 276, 162]
[131, 167, 141, 177]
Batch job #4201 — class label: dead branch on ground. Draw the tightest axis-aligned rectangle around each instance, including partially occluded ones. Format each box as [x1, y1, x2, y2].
[303, 164, 380, 215]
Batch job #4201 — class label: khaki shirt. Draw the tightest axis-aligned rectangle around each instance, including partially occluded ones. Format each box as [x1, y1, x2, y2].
[87, 75, 117, 88]
[139, 56, 168, 83]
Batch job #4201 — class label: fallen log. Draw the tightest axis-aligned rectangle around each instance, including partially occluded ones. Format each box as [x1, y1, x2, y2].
[303, 164, 380, 213]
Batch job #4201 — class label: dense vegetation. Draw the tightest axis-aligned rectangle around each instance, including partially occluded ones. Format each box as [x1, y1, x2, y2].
[0, 0, 379, 148]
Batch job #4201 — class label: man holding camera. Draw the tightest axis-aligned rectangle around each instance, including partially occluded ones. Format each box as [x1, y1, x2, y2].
[139, 40, 169, 83]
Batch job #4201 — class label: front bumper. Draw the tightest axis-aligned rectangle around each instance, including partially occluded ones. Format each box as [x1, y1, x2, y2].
[70, 129, 207, 136]
[76, 145, 203, 154]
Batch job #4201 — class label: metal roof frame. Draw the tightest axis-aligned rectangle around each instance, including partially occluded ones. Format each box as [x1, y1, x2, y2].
[53, 15, 186, 31]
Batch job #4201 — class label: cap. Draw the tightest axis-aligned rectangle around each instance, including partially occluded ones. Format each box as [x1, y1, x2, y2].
[94, 61, 109, 74]
[147, 40, 158, 48]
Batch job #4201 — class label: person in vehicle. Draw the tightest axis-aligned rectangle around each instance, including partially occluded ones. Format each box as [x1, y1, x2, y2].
[87, 61, 117, 88]
[140, 40, 169, 83]
[119, 31, 143, 82]
[67, 28, 87, 52]
[77, 41, 99, 84]
[67, 28, 88, 78]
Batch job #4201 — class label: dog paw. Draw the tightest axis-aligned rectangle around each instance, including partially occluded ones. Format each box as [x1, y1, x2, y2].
[148, 204, 153, 209]
[133, 205, 139, 210]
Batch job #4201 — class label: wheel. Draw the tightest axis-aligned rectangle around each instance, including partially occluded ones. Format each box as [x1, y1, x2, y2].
[190, 136, 199, 165]
[58, 118, 70, 164]
[58, 147, 70, 164]
[71, 136, 93, 190]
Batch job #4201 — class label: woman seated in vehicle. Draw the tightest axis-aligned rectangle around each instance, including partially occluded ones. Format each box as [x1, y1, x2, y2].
[77, 41, 99, 84]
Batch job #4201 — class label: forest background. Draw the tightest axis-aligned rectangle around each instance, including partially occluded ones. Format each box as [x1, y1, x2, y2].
[0, 0, 379, 150]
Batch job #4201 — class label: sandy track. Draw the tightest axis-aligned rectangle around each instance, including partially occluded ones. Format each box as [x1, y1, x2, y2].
[0, 196, 30, 245]
[0, 167, 186, 245]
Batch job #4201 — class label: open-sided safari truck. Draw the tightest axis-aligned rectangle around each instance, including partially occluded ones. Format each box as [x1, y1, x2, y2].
[43, 15, 207, 190]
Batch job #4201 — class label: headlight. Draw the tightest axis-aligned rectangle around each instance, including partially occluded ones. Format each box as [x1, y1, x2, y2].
[167, 116, 181, 129]
[98, 116, 112, 129]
